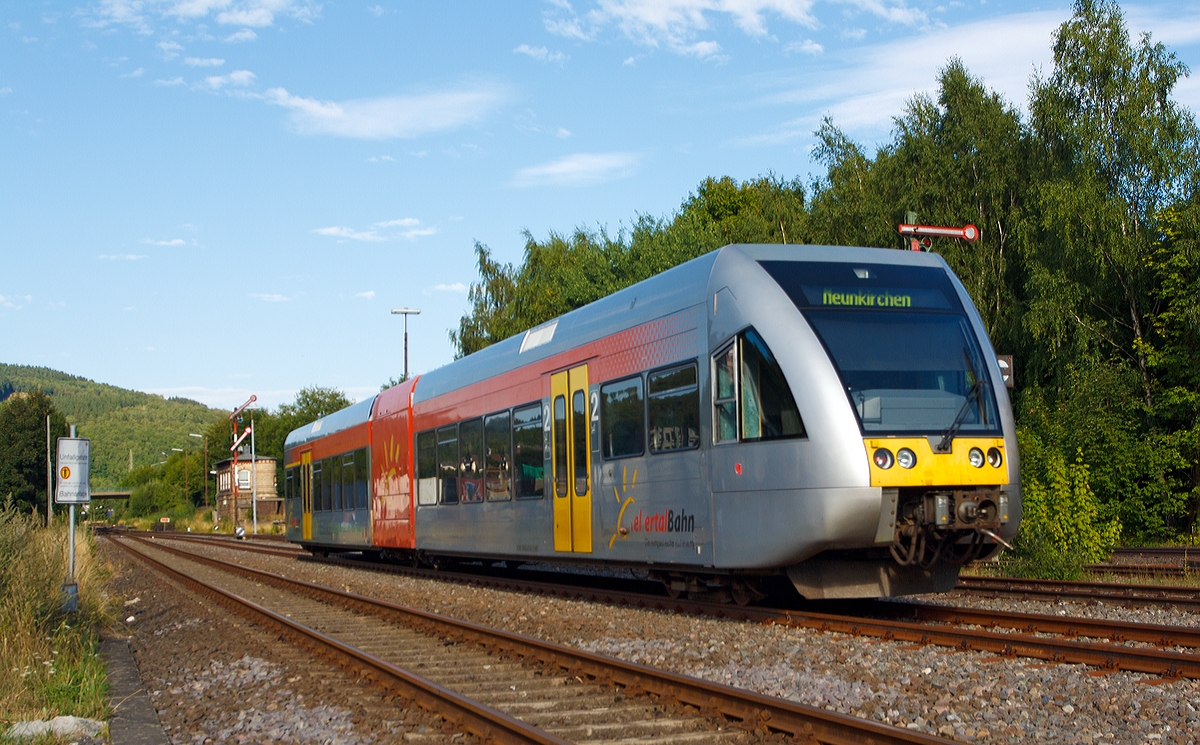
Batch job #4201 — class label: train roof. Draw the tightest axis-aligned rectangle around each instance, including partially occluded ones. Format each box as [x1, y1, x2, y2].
[413, 243, 952, 404]
[284, 394, 377, 451]
[412, 248, 722, 404]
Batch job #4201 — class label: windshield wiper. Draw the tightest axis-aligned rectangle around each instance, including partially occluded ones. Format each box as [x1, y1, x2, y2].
[935, 349, 989, 453]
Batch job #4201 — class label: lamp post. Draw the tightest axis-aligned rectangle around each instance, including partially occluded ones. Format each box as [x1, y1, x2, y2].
[390, 307, 421, 382]
[171, 447, 186, 506]
[189, 433, 207, 507]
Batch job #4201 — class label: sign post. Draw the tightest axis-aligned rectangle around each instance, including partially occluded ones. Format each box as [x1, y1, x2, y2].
[55, 429, 90, 613]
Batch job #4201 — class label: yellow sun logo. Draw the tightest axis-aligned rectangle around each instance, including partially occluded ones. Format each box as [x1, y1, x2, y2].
[608, 466, 637, 549]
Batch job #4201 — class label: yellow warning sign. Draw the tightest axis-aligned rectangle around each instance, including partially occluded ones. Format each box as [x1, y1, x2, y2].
[60, 466, 70, 480]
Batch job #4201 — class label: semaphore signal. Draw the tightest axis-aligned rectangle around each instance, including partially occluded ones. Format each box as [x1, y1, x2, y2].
[897, 222, 980, 251]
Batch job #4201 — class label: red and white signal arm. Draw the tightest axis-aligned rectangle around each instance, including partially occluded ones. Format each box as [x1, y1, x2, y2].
[898, 223, 980, 244]
[55, 437, 91, 504]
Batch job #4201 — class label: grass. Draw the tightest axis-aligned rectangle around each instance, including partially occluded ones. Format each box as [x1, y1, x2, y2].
[0, 503, 112, 727]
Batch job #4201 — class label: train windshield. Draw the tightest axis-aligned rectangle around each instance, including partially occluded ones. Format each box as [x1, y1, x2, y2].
[759, 260, 1000, 436]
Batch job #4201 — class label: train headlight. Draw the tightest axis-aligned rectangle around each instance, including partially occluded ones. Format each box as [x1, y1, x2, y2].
[968, 447, 985, 468]
[987, 447, 1003, 468]
[873, 448, 894, 469]
[896, 448, 917, 469]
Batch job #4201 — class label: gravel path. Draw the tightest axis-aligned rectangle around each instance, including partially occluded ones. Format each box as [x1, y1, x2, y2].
[162, 541, 1200, 744]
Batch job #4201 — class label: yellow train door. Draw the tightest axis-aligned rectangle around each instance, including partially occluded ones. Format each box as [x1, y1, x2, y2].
[551, 365, 593, 553]
[301, 452, 313, 541]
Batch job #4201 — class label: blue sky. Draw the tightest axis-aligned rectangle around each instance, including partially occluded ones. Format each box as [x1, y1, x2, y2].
[3, 0, 1199, 411]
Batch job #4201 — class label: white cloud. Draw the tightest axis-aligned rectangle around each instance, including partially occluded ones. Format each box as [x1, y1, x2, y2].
[315, 218, 436, 242]
[514, 44, 568, 63]
[0, 87, 11, 94]
[265, 85, 506, 139]
[745, 10, 1062, 147]
[313, 226, 385, 242]
[556, 127, 571, 138]
[158, 40, 184, 60]
[842, 27, 867, 40]
[838, 0, 925, 26]
[785, 38, 822, 54]
[92, 1, 317, 34]
[202, 69, 256, 89]
[121, 67, 146, 77]
[512, 152, 639, 187]
[225, 28, 257, 42]
[155, 77, 185, 86]
[401, 227, 436, 239]
[367, 155, 396, 162]
[367, 5, 386, 17]
[184, 56, 225, 66]
[99, 253, 148, 260]
[431, 282, 467, 293]
[623, 56, 636, 65]
[356, 290, 376, 299]
[0, 293, 33, 309]
[249, 293, 289, 302]
[546, 0, 819, 56]
[143, 238, 186, 246]
[375, 217, 419, 227]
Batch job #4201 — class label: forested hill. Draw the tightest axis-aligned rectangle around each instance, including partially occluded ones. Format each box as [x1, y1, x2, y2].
[0, 364, 225, 489]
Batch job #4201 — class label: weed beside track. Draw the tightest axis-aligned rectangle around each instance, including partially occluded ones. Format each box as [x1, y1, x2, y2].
[0, 504, 112, 724]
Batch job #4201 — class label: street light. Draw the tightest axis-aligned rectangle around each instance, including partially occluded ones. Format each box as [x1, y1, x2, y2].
[391, 307, 421, 382]
[190, 433, 208, 507]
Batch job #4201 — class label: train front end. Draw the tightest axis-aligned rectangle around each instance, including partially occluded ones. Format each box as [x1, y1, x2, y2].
[711, 245, 1020, 599]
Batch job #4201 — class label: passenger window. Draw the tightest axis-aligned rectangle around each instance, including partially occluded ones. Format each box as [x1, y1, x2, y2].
[485, 412, 512, 501]
[354, 448, 369, 509]
[459, 418, 484, 503]
[322, 458, 334, 510]
[330, 456, 343, 511]
[740, 328, 805, 441]
[649, 363, 700, 453]
[572, 390, 588, 495]
[342, 453, 355, 510]
[416, 430, 437, 506]
[312, 461, 324, 510]
[513, 403, 544, 499]
[284, 468, 293, 500]
[437, 425, 459, 504]
[600, 376, 644, 459]
[553, 395, 567, 498]
[713, 343, 738, 443]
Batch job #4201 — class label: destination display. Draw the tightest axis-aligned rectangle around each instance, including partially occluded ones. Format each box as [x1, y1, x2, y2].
[803, 286, 952, 309]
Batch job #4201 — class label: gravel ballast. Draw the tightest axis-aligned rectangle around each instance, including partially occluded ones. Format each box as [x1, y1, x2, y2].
[156, 541, 1200, 743]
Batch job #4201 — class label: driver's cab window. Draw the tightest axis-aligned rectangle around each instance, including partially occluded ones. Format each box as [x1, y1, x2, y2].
[712, 327, 805, 443]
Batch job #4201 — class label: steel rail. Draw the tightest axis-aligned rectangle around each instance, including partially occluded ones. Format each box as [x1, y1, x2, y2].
[145, 532, 303, 558]
[108, 536, 570, 745]
[140, 532, 1200, 671]
[123, 534, 954, 745]
[871, 601, 1200, 649]
[1088, 563, 1194, 577]
[957, 575, 1200, 612]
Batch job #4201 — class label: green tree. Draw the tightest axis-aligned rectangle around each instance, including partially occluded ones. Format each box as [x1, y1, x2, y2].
[0, 391, 70, 518]
[451, 175, 806, 358]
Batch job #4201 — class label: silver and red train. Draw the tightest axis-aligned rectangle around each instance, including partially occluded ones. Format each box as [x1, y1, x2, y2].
[283, 243, 1021, 600]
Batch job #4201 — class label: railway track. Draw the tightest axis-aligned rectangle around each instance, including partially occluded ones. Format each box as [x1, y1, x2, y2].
[956, 575, 1200, 612]
[112, 533, 952, 745]
[1111, 546, 1200, 560]
[145, 532, 1200, 680]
